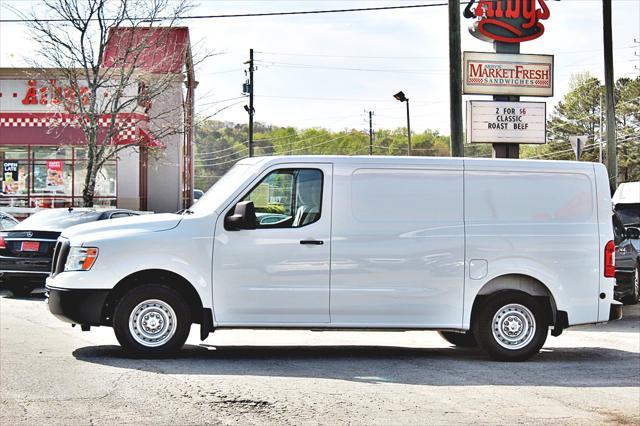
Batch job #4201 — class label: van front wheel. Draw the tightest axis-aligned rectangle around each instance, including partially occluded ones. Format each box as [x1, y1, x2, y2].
[473, 291, 548, 362]
[113, 284, 191, 356]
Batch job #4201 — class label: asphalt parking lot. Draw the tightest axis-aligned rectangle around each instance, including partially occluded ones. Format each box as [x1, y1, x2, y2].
[1, 291, 639, 425]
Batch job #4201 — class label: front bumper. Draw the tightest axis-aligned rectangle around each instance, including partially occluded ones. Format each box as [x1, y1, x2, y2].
[609, 302, 623, 321]
[0, 256, 53, 274]
[0, 271, 49, 287]
[46, 286, 109, 326]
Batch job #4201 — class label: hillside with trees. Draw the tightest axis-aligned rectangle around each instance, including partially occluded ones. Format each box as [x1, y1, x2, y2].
[193, 121, 467, 190]
[193, 75, 638, 191]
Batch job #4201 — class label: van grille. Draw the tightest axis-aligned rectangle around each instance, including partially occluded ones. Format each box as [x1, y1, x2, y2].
[51, 239, 70, 277]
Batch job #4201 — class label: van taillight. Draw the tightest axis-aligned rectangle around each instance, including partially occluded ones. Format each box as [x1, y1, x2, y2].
[604, 240, 615, 278]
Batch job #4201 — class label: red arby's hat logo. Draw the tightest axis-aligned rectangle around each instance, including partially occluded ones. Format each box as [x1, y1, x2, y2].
[464, 0, 551, 43]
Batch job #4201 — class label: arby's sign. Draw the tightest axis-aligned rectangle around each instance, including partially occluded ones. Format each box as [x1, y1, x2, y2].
[0, 79, 139, 113]
[463, 0, 551, 43]
[20, 79, 90, 107]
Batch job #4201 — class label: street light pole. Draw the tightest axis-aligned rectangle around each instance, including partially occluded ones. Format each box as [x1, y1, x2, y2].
[394, 91, 412, 156]
[405, 99, 412, 156]
[368, 110, 374, 155]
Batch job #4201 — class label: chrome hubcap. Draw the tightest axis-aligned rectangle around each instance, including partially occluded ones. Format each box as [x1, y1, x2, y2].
[492, 303, 536, 350]
[129, 299, 177, 347]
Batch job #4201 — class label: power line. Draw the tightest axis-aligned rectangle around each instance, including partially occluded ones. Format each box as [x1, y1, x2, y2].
[525, 137, 636, 160]
[0, 3, 455, 23]
[196, 155, 250, 168]
[256, 51, 447, 60]
[254, 60, 448, 74]
[196, 95, 248, 108]
[195, 142, 248, 156]
[254, 94, 436, 104]
[195, 147, 249, 163]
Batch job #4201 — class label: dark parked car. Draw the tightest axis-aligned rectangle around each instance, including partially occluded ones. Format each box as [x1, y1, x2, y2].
[0, 212, 18, 230]
[613, 213, 640, 304]
[0, 208, 139, 296]
[615, 202, 640, 229]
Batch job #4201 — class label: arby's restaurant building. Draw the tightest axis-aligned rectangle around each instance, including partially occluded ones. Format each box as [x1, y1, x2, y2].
[0, 27, 195, 216]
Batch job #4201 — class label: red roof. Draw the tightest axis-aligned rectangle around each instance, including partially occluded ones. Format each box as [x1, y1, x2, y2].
[102, 27, 190, 74]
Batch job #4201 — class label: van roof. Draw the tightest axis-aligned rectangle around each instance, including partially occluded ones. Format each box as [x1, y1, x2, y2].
[238, 155, 598, 172]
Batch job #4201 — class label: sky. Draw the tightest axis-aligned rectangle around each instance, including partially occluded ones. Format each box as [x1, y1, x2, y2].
[0, 0, 639, 135]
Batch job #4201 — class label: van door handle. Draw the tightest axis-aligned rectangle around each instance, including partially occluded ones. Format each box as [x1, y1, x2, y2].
[300, 240, 324, 245]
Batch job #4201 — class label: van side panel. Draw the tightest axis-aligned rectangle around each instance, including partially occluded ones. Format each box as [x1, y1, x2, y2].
[330, 161, 465, 328]
[594, 163, 616, 321]
[463, 163, 600, 327]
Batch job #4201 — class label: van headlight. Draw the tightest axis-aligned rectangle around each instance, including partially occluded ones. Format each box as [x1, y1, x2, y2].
[65, 247, 99, 271]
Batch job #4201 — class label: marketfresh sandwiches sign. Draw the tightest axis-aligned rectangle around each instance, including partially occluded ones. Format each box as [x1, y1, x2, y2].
[466, 100, 546, 144]
[463, 52, 553, 97]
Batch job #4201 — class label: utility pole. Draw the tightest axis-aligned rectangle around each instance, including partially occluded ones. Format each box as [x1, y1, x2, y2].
[634, 38, 640, 75]
[599, 95, 603, 163]
[448, 0, 464, 157]
[244, 49, 255, 157]
[603, 0, 617, 191]
[368, 110, 374, 155]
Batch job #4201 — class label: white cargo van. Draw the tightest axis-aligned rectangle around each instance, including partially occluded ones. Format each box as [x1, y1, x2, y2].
[46, 156, 622, 361]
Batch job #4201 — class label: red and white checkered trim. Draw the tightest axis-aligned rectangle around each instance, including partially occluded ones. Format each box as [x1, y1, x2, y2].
[0, 112, 149, 142]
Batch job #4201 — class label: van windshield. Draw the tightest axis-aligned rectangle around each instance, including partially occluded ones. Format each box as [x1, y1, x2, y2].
[190, 164, 254, 215]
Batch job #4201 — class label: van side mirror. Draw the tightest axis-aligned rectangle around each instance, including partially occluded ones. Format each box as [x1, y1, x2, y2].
[626, 227, 640, 240]
[224, 201, 257, 231]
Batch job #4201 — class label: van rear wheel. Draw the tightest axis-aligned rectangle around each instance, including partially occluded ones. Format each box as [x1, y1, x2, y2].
[438, 331, 477, 347]
[473, 291, 548, 362]
[113, 284, 191, 356]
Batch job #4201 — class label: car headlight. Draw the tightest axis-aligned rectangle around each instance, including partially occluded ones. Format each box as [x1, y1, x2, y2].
[64, 247, 99, 271]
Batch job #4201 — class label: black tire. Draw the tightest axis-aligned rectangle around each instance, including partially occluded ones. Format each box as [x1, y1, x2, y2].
[622, 265, 640, 305]
[438, 331, 477, 347]
[5, 282, 33, 297]
[113, 284, 191, 357]
[472, 291, 548, 362]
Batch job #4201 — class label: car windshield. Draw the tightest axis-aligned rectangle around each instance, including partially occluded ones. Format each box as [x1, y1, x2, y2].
[615, 204, 640, 227]
[189, 164, 254, 215]
[15, 209, 103, 232]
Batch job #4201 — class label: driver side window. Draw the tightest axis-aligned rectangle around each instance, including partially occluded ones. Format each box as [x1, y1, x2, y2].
[242, 168, 323, 228]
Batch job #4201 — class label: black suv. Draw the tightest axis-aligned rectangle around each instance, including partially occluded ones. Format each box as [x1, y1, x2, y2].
[613, 213, 640, 304]
[0, 208, 139, 296]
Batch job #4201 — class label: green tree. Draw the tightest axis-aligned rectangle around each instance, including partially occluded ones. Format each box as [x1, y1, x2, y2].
[522, 74, 639, 182]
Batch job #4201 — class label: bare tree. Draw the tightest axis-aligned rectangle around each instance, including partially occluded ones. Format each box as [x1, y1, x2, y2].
[12, 0, 194, 207]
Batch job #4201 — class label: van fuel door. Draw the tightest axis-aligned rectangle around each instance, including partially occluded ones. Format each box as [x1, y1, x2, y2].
[469, 259, 488, 280]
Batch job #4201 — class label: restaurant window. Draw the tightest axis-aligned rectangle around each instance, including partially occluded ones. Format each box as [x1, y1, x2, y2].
[0, 145, 118, 209]
[32, 146, 72, 159]
[0, 147, 29, 207]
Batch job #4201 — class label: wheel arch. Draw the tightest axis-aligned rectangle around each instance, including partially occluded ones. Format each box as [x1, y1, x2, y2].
[470, 273, 564, 331]
[101, 269, 207, 327]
